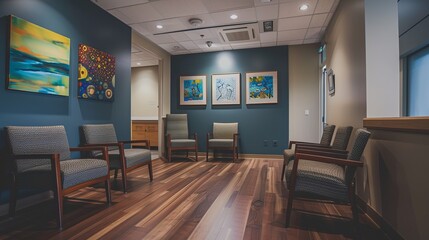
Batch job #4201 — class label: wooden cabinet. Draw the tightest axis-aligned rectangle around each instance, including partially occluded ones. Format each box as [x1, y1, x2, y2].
[132, 120, 158, 148]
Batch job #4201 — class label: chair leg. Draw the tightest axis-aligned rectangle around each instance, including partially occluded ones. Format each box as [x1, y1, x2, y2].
[168, 148, 172, 162]
[195, 149, 198, 162]
[105, 179, 112, 204]
[206, 148, 209, 162]
[281, 162, 286, 181]
[232, 148, 236, 163]
[349, 184, 360, 234]
[148, 162, 153, 181]
[121, 168, 127, 193]
[285, 186, 295, 227]
[8, 174, 17, 218]
[114, 169, 118, 180]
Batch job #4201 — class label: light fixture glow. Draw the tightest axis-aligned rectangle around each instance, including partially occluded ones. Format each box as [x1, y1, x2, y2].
[136, 62, 141, 66]
[299, 4, 309, 11]
[156, 25, 163, 29]
[230, 14, 238, 20]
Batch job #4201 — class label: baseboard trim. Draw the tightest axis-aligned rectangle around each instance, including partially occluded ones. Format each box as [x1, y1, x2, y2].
[356, 197, 404, 240]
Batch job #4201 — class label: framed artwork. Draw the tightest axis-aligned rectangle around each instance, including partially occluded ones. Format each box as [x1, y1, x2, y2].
[180, 75, 207, 105]
[7, 15, 70, 96]
[78, 44, 115, 101]
[246, 71, 278, 104]
[212, 73, 240, 105]
[327, 68, 335, 96]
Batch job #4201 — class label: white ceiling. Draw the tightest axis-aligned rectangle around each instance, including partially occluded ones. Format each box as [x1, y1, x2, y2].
[92, 0, 340, 65]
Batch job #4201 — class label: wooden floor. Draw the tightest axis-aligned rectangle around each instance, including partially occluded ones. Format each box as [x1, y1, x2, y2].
[0, 158, 387, 240]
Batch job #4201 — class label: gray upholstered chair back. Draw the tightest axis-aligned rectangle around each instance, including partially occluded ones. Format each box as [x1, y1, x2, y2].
[81, 124, 119, 153]
[345, 129, 371, 184]
[166, 114, 189, 139]
[213, 122, 238, 139]
[6, 125, 71, 172]
[319, 124, 336, 146]
[331, 126, 353, 150]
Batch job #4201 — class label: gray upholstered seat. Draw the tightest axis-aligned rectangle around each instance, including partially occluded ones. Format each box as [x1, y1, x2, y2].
[166, 114, 198, 162]
[81, 124, 153, 193]
[206, 122, 239, 162]
[285, 129, 371, 229]
[282, 125, 350, 181]
[6, 125, 111, 228]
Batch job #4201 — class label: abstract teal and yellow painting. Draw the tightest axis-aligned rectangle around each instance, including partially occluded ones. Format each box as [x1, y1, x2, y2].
[180, 75, 206, 105]
[7, 15, 70, 96]
[78, 44, 115, 101]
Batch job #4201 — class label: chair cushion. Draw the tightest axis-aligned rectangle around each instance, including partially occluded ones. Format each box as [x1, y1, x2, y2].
[213, 123, 238, 139]
[286, 159, 348, 202]
[166, 114, 189, 139]
[208, 139, 234, 148]
[283, 149, 295, 163]
[106, 148, 151, 169]
[170, 139, 196, 148]
[6, 126, 71, 172]
[320, 124, 336, 146]
[18, 159, 108, 190]
[81, 124, 119, 152]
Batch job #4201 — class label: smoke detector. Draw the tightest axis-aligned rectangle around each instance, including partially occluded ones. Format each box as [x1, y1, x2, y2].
[189, 18, 203, 27]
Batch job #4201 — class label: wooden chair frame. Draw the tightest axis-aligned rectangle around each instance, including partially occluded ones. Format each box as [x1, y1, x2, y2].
[8, 146, 111, 229]
[166, 133, 198, 162]
[84, 140, 152, 193]
[206, 132, 239, 162]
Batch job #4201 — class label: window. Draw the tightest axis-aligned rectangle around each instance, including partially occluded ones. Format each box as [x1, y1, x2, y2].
[407, 44, 429, 116]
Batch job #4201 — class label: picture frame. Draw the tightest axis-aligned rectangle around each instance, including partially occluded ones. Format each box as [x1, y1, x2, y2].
[327, 68, 335, 95]
[7, 15, 70, 96]
[245, 71, 278, 104]
[212, 73, 240, 105]
[180, 75, 207, 105]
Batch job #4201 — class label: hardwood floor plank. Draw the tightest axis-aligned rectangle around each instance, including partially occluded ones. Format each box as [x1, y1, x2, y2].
[0, 158, 387, 240]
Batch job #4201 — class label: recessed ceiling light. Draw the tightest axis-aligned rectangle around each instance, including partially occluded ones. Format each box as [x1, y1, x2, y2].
[299, 4, 309, 11]
[156, 25, 163, 29]
[230, 14, 238, 20]
[136, 62, 141, 66]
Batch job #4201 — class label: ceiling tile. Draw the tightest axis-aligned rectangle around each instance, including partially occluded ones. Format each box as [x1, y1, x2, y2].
[176, 14, 216, 29]
[150, 0, 208, 18]
[254, 0, 279, 7]
[230, 41, 261, 49]
[279, 0, 318, 18]
[180, 41, 200, 50]
[184, 29, 217, 40]
[278, 15, 311, 31]
[323, 12, 334, 26]
[146, 34, 177, 44]
[277, 28, 307, 41]
[92, 0, 149, 10]
[305, 27, 321, 39]
[277, 39, 303, 46]
[309, 13, 328, 28]
[117, 3, 163, 23]
[202, 0, 254, 12]
[108, 9, 135, 24]
[261, 42, 277, 47]
[210, 8, 257, 26]
[260, 32, 277, 43]
[314, 0, 335, 14]
[190, 48, 204, 53]
[222, 45, 233, 50]
[256, 5, 279, 21]
[159, 42, 187, 52]
[139, 18, 189, 33]
[130, 23, 152, 36]
[303, 38, 320, 44]
[170, 32, 191, 42]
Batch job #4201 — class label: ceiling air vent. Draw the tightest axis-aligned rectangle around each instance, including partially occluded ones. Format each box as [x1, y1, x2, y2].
[218, 23, 259, 43]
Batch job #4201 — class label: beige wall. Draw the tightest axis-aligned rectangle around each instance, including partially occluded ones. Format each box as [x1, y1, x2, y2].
[323, 0, 366, 130]
[288, 44, 320, 143]
[131, 66, 159, 119]
[323, 0, 429, 239]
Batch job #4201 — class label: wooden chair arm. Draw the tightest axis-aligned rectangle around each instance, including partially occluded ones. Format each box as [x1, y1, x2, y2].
[295, 153, 364, 167]
[119, 140, 150, 149]
[289, 140, 321, 148]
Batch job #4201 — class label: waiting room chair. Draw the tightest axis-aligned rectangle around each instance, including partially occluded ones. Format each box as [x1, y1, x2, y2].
[206, 122, 239, 162]
[81, 124, 152, 193]
[285, 129, 371, 230]
[165, 114, 198, 162]
[281, 124, 336, 180]
[5, 125, 111, 229]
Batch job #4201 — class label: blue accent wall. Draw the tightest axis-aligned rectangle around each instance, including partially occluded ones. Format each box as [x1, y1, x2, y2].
[171, 46, 288, 154]
[0, 0, 131, 201]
